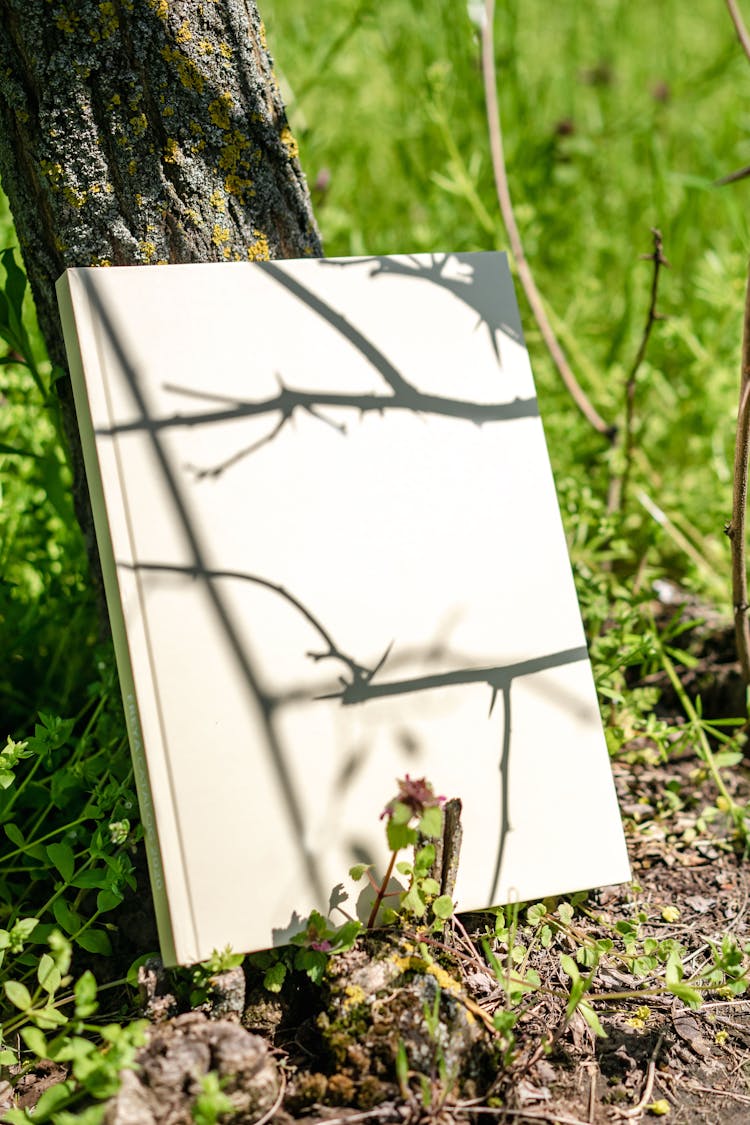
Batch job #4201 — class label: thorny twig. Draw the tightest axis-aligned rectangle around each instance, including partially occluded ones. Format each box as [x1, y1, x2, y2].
[608, 229, 669, 515]
[725, 256, 750, 691]
[480, 0, 614, 441]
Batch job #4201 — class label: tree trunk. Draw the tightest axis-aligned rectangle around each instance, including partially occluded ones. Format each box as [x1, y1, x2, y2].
[0, 0, 321, 596]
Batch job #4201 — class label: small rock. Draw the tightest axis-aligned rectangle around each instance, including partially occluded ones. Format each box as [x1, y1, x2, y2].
[102, 1013, 279, 1125]
[137, 957, 178, 1023]
[206, 966, 245, 1020]
[243, 986, 285, 1040]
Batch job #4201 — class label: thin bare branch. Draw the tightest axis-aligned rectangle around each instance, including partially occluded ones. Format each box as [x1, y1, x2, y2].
[481, 0, 614, 440]
[608, 228, 668, 514]
[726, 0, 750, 65]
[718, 2, 750, 185]
[726, 259, 750, 689]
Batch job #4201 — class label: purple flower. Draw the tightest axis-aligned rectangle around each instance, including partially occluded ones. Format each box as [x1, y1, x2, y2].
[381, 775, 445, 820]
[310, 940, 333, 952]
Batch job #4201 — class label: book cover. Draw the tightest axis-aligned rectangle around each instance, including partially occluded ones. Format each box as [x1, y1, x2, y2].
[56, 252, 630, 966]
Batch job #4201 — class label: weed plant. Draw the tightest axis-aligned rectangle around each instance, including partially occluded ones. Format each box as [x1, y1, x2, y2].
[3, 0, 750, 1117]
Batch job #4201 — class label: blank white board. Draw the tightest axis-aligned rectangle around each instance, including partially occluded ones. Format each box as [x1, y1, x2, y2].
[57, 252, 630, 965]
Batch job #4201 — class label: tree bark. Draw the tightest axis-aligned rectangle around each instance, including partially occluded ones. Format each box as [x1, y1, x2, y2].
[0, 0, 321, 597]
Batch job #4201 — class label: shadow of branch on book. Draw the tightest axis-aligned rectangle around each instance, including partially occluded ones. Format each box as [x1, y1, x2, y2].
[92, 256, 537, 479]
[119, 558, 590, 906]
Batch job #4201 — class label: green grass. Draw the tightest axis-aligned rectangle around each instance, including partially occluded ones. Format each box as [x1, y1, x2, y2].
[3, 1, 750, 1113]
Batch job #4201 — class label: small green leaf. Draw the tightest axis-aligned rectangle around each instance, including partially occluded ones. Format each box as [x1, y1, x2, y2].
[387, 820, 417, 851]
[331, 921, 361, 951]
[526, 902, 547, 926]
[300, 950, 327, 985]
[96, 888, 123, 913]
[400, 883, 427, 917]
[493, 1010, 518, 1034]
[560, 954, 580, 982]
[566, 978, 586, 1017]
[37, 953, 61, 995]
[32, 1079, 76, 1118]
[665, 949, 683, 987]
[420, 878, 440, 896]
[53, 898, 82, 936]
[20, 1026, 48, 1058]
[48, 930, 72, 975]
[263, 961, 287, 993]
[646, 1100, 671, 1116]
[47, 842, 75, 883]
[9, 916, 39, 949]
[0, 1048, 17, 1066]
[349, 864, 371, 881]
[432, 895, 454, 919]
[5, 823, 25, 848]
[579, 1001, 607, 1038]
[76, 929, 113, 957]
[418, 806, 443, 838]
[74, 971, 98, 1018]
[667, 982, 703, 1009]
[525, 968, 541, 990]
[414, 844, 435, 875]
[30, 1005, 68, 1029]
[389, 801, 412, 826]
[4, 980, 32, 1010]
[70, 869, 108, 890]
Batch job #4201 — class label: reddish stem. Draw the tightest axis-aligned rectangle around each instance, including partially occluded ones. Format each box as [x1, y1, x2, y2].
[367, 850, 398, 929]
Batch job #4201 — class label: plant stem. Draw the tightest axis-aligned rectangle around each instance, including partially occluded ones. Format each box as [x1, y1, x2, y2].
[726, 0, 750, 63]
[726, 257, 750, 691]
[481, 0, 614, 441]
[367, 849, 397, 928]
